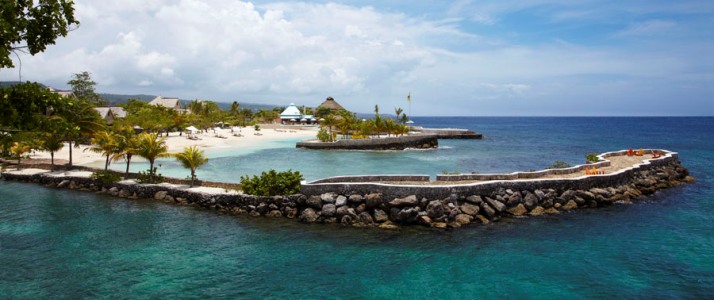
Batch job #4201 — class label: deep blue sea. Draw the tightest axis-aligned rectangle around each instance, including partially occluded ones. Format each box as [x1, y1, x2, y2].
[2, 117, 713, 298]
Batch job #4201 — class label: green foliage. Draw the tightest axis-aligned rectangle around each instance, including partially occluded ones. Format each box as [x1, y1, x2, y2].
[240, 169, 303, 196]
[67, 71, 105, 105]
[586, 153, 600, 163]
[1, 0, 79, 68]
[0, 82, 69, 131]
[254, 124, 260, 131]
[173, 145, 208, 186]
[90, 170, 121, 185]
[316, 128, 331, 142]
[135, 167, 164, 184]
[545, 161, 572, 169]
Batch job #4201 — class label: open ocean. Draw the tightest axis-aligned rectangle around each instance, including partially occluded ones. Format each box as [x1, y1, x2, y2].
[2, 117, 713, 298]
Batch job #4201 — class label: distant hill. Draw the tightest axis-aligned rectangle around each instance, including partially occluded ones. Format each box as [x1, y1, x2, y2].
[0, 82, 278, 112]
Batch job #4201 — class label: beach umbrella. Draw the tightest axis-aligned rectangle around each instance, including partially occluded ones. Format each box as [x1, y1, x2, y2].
[186, 126, 198, 132]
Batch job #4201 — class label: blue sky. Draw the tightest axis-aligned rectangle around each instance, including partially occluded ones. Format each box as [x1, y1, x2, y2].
[1, 0, 712, 115]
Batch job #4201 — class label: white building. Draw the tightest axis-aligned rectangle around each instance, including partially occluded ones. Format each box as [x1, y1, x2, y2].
[280, 103, 316, 124]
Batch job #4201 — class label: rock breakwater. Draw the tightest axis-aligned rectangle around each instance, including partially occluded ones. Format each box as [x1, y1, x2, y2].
[0, 150, 695, 230]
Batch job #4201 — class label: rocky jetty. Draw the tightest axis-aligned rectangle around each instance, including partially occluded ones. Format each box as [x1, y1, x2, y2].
[296, 135, 438, 150]
[0, 155, 694, 230]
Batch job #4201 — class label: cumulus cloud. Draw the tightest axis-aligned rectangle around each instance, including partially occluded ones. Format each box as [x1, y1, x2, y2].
[0, 0, 711, 115]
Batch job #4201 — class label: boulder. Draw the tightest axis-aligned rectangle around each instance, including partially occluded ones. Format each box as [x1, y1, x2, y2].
[299, 208, 319, 223]
[560, 190, 576, 201]
[389, 195, 418, 207]
[507, 204, 527, 216]
[459, 203, 479, 216]
[562, 200, 578, 210]
[164, 195, 174, 202]
[575, 190, 596, 201]
[480, 203, 496, 218]
[590, 188, 612, 198]
[341, 215, 354, 225]
[321, 204, 336, 218]
[358, 212, 374, 225]
[484, 197, 506, 213]
[426, 200, 445, 219]
[154, 191, 168, 200]
[335, 195, 347, 207]
[373, 209, 389, 223]
[348, 194, 363, 204]
[392, 207, 419, 223]
[57, 180, 70, 188]
[534, 189, 546, 200]
[523, 192, 539, 210]
[266, 210, 283, 218]
[506, 193, 522, 207]
[378, 221, 399, 230]
[306, 196, 322, 209]
[320, 193, 336, 203]
[284, 207, 297, 218]
[418, 215, 433, 226]
[529, 206, 545, 216]
[454, 214, 472, 225]
[365, 194, 382, 208]
[465, 195, 483, 205]
[475, 215, 490, 224]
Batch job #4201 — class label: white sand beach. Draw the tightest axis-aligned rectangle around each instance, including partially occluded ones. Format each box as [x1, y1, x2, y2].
[29, 125, 318, 166]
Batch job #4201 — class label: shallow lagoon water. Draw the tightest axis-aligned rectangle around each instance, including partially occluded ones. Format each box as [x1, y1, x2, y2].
[2, 117, 713, 298]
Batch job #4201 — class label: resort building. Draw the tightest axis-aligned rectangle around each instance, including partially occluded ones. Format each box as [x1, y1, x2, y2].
[48, 87, 75, 98]
[93, 107, 127, 125]
[149, 96, 184, 112]
[280, 103, 316, 125]
[316, 96, 346, 112]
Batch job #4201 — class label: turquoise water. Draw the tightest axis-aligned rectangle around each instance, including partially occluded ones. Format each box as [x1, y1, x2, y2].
[2, 117, 713, 298]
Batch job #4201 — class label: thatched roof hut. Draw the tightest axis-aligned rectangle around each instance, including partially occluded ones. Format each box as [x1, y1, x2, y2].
[316, 96, 346, 111]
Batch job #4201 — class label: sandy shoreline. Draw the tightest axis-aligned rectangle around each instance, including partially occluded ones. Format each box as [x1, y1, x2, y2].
[30, 125, 318, 166]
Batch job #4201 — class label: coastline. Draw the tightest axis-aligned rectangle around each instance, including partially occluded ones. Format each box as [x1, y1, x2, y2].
[29, 125, 318, 166]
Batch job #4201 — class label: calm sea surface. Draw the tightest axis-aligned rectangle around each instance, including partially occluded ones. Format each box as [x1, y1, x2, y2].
[2, 117, 713, 298]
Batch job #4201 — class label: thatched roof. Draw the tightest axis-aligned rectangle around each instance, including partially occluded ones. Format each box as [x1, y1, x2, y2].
[149, 96, 181, 110]
[317, 96, 346, 111]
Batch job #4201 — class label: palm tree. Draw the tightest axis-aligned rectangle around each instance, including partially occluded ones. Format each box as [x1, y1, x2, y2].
[135, 132, 170, 183]
[10, 142, 31, 170]
[321, 115, 338, 142]
[88, 131, 120, 171]
[42, 132, 65, 169]
[174, 146, 209, 187]
[60, 99, 104, 167]
[112, 126, 140, 178]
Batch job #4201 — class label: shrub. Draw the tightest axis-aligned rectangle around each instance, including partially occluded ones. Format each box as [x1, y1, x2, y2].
[586, 153, 600, 163]
[317, 128, 331, 142]
[135, 167, 164, 184]
[91, 171, 121, 185]
[240, 169, 303, 196]
[545, 161, 571, 169]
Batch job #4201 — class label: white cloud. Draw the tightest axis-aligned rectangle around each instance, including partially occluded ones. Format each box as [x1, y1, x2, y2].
[0, 0, 710, 115]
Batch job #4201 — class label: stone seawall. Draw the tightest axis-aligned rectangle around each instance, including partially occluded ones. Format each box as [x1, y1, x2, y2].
[0, 149, 695, 230]
[296, 135, 438, 150]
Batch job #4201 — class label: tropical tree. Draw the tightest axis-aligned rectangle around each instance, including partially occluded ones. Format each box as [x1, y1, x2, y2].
[10, 142, 31, 169]
[60, 98, 103, 167]
[41, 131, 65, 169]
[1, 0, 79, 68]
[112, 125, 140, 177]
[88, 131, 119, 171]
[67, 71, 104, 105]
[173, 146, 208, 187]
[320, 115, 337, 141]
[135, 132, 169, 183]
